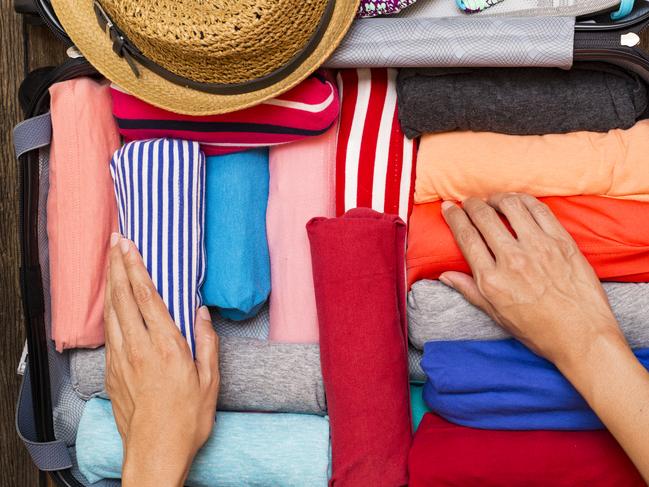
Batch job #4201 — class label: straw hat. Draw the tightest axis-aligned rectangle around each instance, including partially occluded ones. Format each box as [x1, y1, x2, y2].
[50, 0, 359, 115]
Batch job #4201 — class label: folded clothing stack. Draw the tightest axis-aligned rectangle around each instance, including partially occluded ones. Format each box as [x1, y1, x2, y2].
[400, 63, 649, 483]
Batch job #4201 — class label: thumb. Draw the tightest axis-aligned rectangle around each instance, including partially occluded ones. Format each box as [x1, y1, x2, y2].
[439, 271, 500, 323]
[194, 306, 220, 394]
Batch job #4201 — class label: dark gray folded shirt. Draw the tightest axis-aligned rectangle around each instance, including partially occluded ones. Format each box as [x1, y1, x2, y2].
[409, 280, 649, 349]
[397, 63, 648, 139]
[70, 337, 327, 415]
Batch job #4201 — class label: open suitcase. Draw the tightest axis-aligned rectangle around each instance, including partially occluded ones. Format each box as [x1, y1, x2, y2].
[13, 1, 649, 485]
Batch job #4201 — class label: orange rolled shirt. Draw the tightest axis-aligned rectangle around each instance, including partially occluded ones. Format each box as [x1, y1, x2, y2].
[415, 120, 649, 204]
[407, 196, 649, 287]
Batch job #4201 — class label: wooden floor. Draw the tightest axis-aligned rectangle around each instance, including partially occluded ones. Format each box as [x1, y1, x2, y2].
[1, 1, 67, 485]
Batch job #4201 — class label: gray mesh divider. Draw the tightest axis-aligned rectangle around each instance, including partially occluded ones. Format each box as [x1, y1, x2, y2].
[37, 146, 92, 485]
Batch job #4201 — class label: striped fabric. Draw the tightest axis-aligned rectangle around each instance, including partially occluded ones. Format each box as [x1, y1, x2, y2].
[109, 139, 206, 356]
[335, 68, 417, 224]
[110, 72, 340, 157]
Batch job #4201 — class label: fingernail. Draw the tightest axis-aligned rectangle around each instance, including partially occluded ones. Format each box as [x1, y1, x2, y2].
[110, 233, 120, 247]
[441, 201, 455, 212]
[198, 306, 211, 321]
[119, 238, 130, 255]
[439, 275, 454, 289]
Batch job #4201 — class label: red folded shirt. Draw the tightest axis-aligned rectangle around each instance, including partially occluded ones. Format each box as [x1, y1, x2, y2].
[410, 413, 644, 487]
[307, 208, 412, 487]
[407, 196, 649, 287]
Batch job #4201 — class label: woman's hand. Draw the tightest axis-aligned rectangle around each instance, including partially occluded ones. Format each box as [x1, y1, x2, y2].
[439, 193, 623, 368]
[104, 233, 220, 487]
[440, 193, 649, 481]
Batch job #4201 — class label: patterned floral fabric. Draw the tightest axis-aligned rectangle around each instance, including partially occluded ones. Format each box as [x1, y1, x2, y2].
[357, 0, 418, 17]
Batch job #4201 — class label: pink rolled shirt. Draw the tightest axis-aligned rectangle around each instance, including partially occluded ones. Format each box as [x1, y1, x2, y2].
[267, 123, 338, 343]
[48, 78, 120, 351]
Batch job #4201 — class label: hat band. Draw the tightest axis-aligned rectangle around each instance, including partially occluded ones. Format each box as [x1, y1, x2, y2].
[93, 0, 335, 96]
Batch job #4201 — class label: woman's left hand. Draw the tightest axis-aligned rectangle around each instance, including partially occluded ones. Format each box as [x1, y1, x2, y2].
[104, 233, 220, 487]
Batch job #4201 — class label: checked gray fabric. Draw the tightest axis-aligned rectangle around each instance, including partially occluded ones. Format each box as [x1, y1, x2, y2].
[324, 17, 575, 69]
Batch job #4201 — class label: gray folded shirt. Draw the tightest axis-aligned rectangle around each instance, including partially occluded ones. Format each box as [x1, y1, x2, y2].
[324, 17, 575, 70]
[409, 280, 649, 349]
[71, 335, 426, 411]
[397, 64, 648, 139]
[70, 337, 327, 415]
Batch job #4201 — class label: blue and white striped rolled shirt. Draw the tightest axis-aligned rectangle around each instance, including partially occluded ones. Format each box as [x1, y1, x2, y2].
[110, 138, 206, 356]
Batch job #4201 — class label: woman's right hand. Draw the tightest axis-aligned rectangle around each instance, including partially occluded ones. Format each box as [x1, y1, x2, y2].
[439, 193, 649, 482]
[438, 193, 624, 368]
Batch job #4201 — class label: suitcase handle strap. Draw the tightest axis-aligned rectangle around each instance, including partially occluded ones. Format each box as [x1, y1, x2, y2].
[13, 112, 51, 159]
[16, 365, 73, 471]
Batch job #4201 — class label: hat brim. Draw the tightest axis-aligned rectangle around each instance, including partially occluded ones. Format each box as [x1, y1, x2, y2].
[51, 0, 359, 115]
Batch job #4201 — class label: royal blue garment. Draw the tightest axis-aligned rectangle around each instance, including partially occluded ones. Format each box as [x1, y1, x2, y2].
[110, 139, 206, 357]
[201, 149, 271, 321]
[76, 398, 330, 486]
[422, 338, 649, 430]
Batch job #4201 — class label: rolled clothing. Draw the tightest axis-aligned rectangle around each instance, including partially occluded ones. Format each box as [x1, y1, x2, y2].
[308, 208, 411, 486]
[409, 280, 649, 349]
[358, 0, 418, 17]
[267, 124, 336, 343]
[422, 338, 649, 430]
[407, 197, 649, 286]
[110, 138, 206, 356]
[410, 384, 430, 431]
[397, 64, 648, 139]
[48, 78, 120, 351]
[77, 398, 330, 486]
[397, 0, 619, 17]
[335, 69, 417, 224]
[324, 17, 575, 70]
[201, 150, 270, 321]
[110, 72, 339, 157]
[69, 336, 326, 414]
[409, 413, 645, 487]
[415, 120, 649, 204]
[211, 303, 269, 339]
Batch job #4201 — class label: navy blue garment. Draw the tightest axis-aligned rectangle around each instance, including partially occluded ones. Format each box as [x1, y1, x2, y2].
[422, 338, 649, 430]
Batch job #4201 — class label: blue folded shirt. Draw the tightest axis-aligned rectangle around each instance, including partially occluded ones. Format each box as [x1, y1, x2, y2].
[77, 398, 330, 486]
[201, 149, 271, 321]
[422, 338, 649, 430]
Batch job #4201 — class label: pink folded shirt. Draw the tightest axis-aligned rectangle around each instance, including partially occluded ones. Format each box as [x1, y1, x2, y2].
[267, 123, 337, 343]
[110, 72, 339, 157]
[48, 78, 120, 351]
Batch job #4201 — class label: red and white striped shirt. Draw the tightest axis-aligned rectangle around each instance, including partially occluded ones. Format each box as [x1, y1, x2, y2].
[335, 68, 417, 224]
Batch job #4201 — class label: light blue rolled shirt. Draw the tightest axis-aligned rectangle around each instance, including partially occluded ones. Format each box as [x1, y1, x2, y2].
[77, 398, 330, 486]
[201, 149, 271, 321]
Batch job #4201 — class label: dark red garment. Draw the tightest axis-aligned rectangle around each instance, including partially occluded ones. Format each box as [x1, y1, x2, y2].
[407, 196, 649, 287]
[410, 413, 645, 487]
[307, 208, 412, 487]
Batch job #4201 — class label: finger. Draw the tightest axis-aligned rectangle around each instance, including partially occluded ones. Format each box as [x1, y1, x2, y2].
[109, 237, 149, 347]
[103, 243, 123, 351]
[439, 271, 500, 323]
[462, 198, 517, 256]
[442, 201, 495, 272]
[487, 193, 543, 241]
[518, 194, 574, 241]
[194, 307, 220, 393]
[119, 238, 180, 339]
